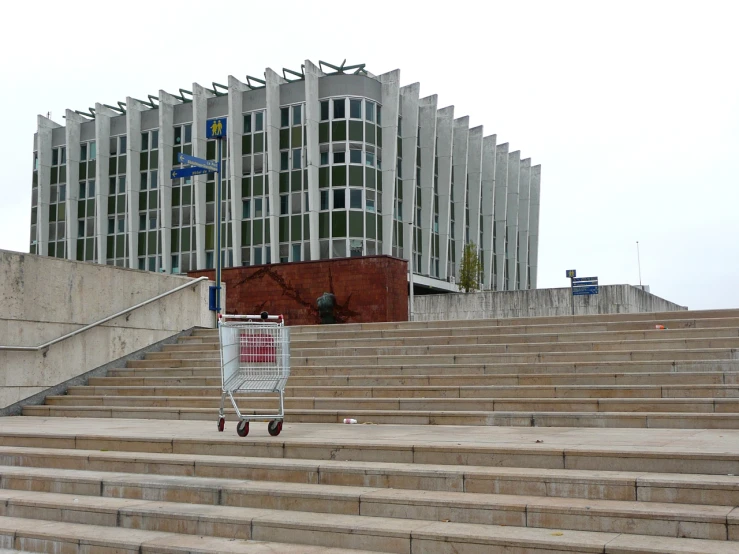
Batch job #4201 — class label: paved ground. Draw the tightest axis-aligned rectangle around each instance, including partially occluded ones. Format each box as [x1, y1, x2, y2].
[2, 417, 739, 455]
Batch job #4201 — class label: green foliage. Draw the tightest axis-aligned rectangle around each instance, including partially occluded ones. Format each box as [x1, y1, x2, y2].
[458, 242, 483, 293]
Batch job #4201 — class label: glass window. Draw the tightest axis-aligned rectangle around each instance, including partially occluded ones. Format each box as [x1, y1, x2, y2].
[174, 126, 182, 145]
[151, 132, 158, 149]
[141, 172, 147, 190]
[366, 191, 376, 213]
[292, 244, 301, 262]
[333, 151, 345, 164]
[150, 170, 158, 188]
[79, 182, 86, 199]
[255, 112, 264, 132]
[366, 101, 375, 122]
[350, 189, 362, 209]
[280, 195, 289, 215]
[291, 193, 301, 214]
[280, 151, 289, 171]
[206, 252, 214, 269]
[149, 217, 157, 230]
[292, 148, 301, 169]
[118, 176, 126, 193]
[109, 138, 117, 156]
[59, 184, 66, 201]
[350, 150, 362, 164]
[243, 114, 251, 133]
[255, 198, 263, 218]
[90, 142, 97, 160]
[280, 107, 289, 127]
[350, 99, 361, 119]
[119, 136, 127, 154]
[52, 149, 58, 166]
[172, 255, 179, 272]
[333, 98, 345, 119]
[366, 152, 375, 167]
[320, 152, 329, 165]
[185, 124, 192, 143]
[320, 190, 329, 210]
[243, 200, 250, 219]
[80, 143, 87, 161]
[334, 189, 345, 209]
[292, 104, 302, 126]
[320, 101, 329, 121]
[139, 214, 146, 230]
[116, 217, 124, 233]
[89, 180, 95, 197]
[78, 220, 85, 237]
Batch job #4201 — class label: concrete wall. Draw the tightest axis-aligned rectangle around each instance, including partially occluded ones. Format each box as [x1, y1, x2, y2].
[0, 250, 215, 409]
[190, 255, 408, 326]
[413, 285, 687, 321]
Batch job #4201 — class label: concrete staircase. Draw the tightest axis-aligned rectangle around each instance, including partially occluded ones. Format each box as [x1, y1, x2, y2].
[1, 308, 738, 552]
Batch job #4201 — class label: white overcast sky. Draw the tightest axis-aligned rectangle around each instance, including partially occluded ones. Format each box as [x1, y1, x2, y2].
[1, 0, 737, 310]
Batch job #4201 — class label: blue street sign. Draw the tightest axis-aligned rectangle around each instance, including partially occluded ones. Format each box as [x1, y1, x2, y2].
[178, 153, 218, 171]
[573, 286, 599, 296]
[572, 277, 598, 284]
[206, 117, 227, 139]
[566, 269, 576, 278]
[171, 166, 209, 179]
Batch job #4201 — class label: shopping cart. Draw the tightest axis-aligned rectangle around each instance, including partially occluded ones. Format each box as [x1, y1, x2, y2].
[216, 312, 290, 437]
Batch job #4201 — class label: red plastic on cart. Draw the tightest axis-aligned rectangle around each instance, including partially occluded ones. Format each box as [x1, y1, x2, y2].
[240, 333, 276, 363]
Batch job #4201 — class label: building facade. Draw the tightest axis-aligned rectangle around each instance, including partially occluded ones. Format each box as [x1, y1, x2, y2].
[30, 60, 541, 291]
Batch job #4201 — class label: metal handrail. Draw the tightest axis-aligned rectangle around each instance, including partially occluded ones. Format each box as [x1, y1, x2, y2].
[0, 276, 210, 353]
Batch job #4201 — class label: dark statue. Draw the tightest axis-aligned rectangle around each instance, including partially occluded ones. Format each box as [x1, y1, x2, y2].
[317, 292, 337, 324]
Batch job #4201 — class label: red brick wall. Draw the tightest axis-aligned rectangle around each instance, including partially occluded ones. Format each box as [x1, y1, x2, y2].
[189, 256, 408, 326]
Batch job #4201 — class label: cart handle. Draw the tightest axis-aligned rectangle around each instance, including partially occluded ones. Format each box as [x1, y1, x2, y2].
[220, 313, 284, 322]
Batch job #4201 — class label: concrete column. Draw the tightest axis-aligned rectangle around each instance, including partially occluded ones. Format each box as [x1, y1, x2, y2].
[517, 158, 531, 290]
[228, 75, 249, 267]
[466, 126, 483, 257]
[417, 95, 438, 276]
[192, 83, 215, 270]
[480, 135, 497, 289]
[451, 117, 469, 280]
[505, 150, 520, 290]
[94, 104, 117, 264]
[158, 91, 177, 273]
[125, 98, 145, 269]
[379, 69, 400, 255]
[493, 142, 508, 290]
[265, 68, 286, 261]
[64, 111, 85, 261]
[35, 115, 61, 257]
[304, 61, 324, 261]
[400, 83, 420, 269]
[435, 106, 454, 280]
[528, 164, 541, 289]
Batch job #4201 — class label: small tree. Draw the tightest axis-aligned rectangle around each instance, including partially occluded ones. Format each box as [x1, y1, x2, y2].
[458, 242, 483, 293]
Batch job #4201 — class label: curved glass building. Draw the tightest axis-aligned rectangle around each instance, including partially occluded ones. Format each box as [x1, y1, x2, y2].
[30, 60, 540, 291]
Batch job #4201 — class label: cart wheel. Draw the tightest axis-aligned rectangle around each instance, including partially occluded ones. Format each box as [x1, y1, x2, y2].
[268, 420, 283, 437]
[217, 417, 225, 432]
[236, 420, 249, 437]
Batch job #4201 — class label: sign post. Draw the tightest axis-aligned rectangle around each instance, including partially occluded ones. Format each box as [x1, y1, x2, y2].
[566, 269, 599, 316]
[177, 117, 227, 314]
[206, 117, 228, 315]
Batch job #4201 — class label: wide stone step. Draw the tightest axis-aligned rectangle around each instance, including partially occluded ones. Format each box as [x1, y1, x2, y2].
[65, 383, 739, 399]
[2, 419, 739, 475]
[21, 404, 739, 428]
[2, 445, 738, 506]
[0, 515, 374, 553]
[43, 394, 739, 414]
[0, 465, 735, 540]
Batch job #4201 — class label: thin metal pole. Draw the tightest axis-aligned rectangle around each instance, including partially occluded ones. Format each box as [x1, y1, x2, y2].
[409, 221, 414, 322]
[636, 241, 642, 289]
[571, 278, 575, 316]
[216, 138, 222, 314]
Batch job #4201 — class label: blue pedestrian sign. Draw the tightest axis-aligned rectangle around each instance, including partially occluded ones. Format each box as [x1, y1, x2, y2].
[573, 286, 599, 296]
[566, 269, 576, 279]
[178, 153, 218, 171]
[171, 167, 209, 179]
[206, 117, 227, 139]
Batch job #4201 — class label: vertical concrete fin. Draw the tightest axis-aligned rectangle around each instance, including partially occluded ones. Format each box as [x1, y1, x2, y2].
[36, 115, 62, 257]
[505, 150, 520, 290]
[528, 164, 542, 289]
[304, 60, 324, 262]
[228, 75, 249, 267]
[400, 83, 420, 272]
[265, 68, 286, 262]
[125, 97, 146, 269]
[435, 106, 454, 280]
[418, 94, 438, 277]
[481, 134, 497, 288]
[94, 104, 118, 264]
[467, 126, 484, 263]
[158, 90, 177, 271]
[64, 110, 86, 261]
[192, 83, 215, 270]
[451, 117, 470, 282]
[517, 158, 531, 289]
[378, 69, 401, 256]
[493, 142, 509, 290]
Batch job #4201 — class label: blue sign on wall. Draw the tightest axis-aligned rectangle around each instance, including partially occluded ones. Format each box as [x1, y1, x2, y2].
[206, 117, 227, 139]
